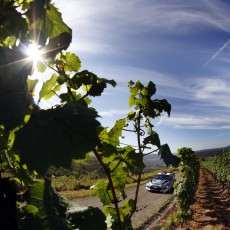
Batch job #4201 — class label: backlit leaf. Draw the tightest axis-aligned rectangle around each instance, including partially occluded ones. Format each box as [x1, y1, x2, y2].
[95, 181, 112, 205]
[38, 74, 58, 102]
[59, 52, 81, 72]
[14, 102, 101, 174]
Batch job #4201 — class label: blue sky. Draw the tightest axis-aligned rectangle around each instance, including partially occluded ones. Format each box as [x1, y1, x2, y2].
[50, 0, 230, 153]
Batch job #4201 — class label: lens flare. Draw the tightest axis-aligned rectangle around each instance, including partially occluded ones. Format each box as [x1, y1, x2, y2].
[26, 43, 42, 66]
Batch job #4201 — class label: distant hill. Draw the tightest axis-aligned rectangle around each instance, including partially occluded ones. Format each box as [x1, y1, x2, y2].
[143, 145, 230, 172]
[143, 154, 167, 172]
[195, 145, 230, 158]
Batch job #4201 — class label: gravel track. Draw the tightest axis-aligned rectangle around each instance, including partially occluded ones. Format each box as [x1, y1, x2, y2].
[72, 183, 174, 229]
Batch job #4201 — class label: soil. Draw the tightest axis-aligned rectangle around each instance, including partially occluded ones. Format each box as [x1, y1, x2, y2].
[147, 168, 230, 230]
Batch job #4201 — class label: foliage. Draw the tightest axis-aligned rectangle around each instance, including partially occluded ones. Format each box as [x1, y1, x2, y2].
[0, 0, 109, 228]
[174, 147, 200, 223]
[0, 0, 176, 229]
[161, 212, 180, 230]
[90, 80, 179, 229]
[202, 151, 230, 190]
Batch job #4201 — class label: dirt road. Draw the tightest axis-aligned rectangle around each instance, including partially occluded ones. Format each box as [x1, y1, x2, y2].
[185, 168, 230, 229]
[72, 183, 174, 229]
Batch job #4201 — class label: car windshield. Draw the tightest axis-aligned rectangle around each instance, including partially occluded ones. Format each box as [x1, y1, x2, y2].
[153, 174, 170, 180]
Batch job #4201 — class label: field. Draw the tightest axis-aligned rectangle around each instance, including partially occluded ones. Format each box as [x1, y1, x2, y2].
[50, 154, 169, 198]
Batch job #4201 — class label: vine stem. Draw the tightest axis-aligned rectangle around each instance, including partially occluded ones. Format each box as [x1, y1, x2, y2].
[92, 148, 122, 229]
[130, 109, 142, 218]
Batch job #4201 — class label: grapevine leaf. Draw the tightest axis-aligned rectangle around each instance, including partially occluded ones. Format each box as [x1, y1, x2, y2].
[138, 96, 147, 106]
[128, 96, 137, 107]
[13, 102, 101, 174]
[22, 179, 106, 229]
[102, 207, 117, 222]
[123, 146, 145, 172]
[0, 1, 27, 46]
[2, 36, 17, 47]
[126, 111, 136, 120]
[46, 4, 71, 39]
[59, 52, 81, 72]
[122, 199, 135, 217]
[70, 70, 116, 96]
[110, 161, 127, 199]
[36, 60, 47, 73]
[142, 99, 171, 118]
[24, 204, 38, 214]
[129, 85, 139, 96]
[38, 74, 58, 102]
[24, 180, 46, 218]
[147, 81, 156, 96]
[143, 132, 161, 148]
[27, 79, 38, 93]
[108, 119, 126, 147]
[0, 47, 33, 131]
[95, 181, 112, 205]
[159, 144, 180, 167]
[101, 144, 120, 163]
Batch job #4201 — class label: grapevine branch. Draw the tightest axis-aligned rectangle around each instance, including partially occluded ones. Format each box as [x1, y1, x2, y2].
[92, 148, 122, 229]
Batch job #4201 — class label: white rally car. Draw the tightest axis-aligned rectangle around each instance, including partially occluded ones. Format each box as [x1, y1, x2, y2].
[146, 172, 176, 193]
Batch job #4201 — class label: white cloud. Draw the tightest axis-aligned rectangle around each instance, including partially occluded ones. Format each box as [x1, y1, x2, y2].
[54, 0, 230, 54]
[190, 77, 230, 108]
[98, 109, 129, 118]
[50, 0, 230, 135]
[162, 113, 230, 130]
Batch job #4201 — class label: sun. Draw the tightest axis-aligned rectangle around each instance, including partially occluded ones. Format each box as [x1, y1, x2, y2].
[26, 43, 42, 66]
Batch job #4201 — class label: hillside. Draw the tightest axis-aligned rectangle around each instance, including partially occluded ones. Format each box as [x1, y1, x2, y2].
[195, 145, 230, 157]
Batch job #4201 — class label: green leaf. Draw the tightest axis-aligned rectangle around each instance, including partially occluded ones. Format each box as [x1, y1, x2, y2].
[143, 132, 161, 148]
[122, 199, 135, 217]
[141, 87, 148, 96]
[108, 119, 126, 147]
[36, 60, 47, 73]
[123, 146, 145, 172]
[38, 74, 58, 102]
[147, 81, 156, 96]
[101, 144, 120, 163]
[2, 36, 17, 47]
[27, 79, 38, 92]
[24, 204, 38, 215]
[128, 96, 137, 107]
[95, 181, 112, 205]
[70, 70, 116, 97]
[0, 2, 27, 46]
[59, 52, 81, 72]
[109, 162, 127, 199]
[143, 99, 171, 118]
[103, 207, 117, 222]
[14, 102, 101, 174]
[24, 180, 46, 218]
[46, 4, 72, 39]
[126, 111, 136, 120]
[159, 144, 180, 167]
[21, 179, 107, 229]
[138, 96, 147, 106]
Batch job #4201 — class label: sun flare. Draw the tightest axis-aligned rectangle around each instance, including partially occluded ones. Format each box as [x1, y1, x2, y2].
[26, 43, 42, 66]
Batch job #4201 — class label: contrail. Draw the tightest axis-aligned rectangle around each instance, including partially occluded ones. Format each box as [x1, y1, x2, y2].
[203, 38, 230, 68]
[155, 113, 167, 127]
